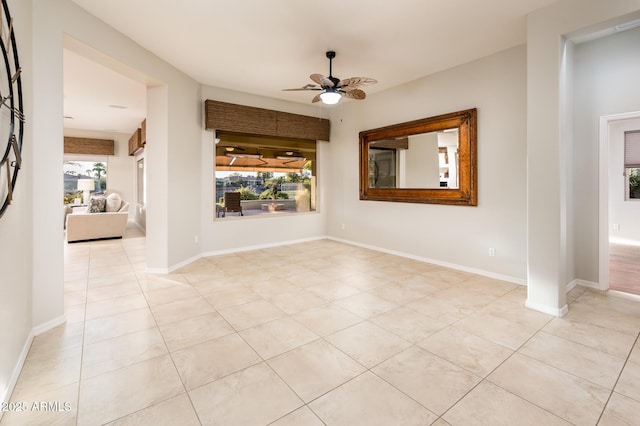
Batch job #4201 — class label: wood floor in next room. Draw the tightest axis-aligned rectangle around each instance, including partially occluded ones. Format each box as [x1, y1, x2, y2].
[2, 235, 640, 425]
[610, 242, 640, 296]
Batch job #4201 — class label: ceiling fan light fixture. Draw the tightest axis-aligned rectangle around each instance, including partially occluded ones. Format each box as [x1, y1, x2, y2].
[320, 91, 341, 105]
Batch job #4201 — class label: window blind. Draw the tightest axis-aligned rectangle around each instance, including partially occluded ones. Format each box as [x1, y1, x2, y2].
[625, 130, 640, 168]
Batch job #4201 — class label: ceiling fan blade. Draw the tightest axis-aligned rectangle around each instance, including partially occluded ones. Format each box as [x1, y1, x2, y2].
[337, 77, 377, 88]
[283, 83, 322, 91]
[310, 73, 334, 87]
[342, 89, 366, 100]
[311, 93, 323, 103]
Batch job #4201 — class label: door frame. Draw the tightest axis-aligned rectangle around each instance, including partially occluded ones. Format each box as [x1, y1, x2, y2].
[598, 110, 640, 290]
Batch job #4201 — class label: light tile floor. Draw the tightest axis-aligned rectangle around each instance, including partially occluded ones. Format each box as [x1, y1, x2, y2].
[3, 235, 640, 425]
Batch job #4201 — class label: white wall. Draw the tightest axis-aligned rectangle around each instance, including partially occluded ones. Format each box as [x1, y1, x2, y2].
[572, 27, 640, 280]
[3, 0, 202, 405]
[64, 129, 136, 219]
[0, 0, 33, 409]
[405, 133, 439, 188]
[200, 86, 329, 254]
[33, 0, 202, 275]
[326, 45, 528, 281]
[526, 0, 640, 315]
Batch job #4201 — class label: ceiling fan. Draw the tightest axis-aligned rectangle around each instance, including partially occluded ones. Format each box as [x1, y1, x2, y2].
[283, 51, 377, 105]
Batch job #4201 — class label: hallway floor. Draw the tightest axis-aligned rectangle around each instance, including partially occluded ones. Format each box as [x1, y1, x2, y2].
[2, 236, 640, 425]
[610, 242, 640, 296]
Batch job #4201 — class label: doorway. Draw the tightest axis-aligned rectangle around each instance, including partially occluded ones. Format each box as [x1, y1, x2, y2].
[599, 112, 640, 296]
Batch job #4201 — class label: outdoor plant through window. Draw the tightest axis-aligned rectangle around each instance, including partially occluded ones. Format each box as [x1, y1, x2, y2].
[628, 167, 640, 199]
[625, 130, 640, 200]
[214, 133, 316, 217]
[63, 159, 107, 204]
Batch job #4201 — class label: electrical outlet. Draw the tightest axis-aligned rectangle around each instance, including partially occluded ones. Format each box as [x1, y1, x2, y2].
[613, 224, 620, 231]
[194, 235, 199, 244]
[341, 223, 345, 230]
[489, 247, 496, 257]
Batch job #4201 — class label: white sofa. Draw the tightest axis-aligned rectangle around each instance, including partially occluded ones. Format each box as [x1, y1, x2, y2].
[66, 201, 130, 242]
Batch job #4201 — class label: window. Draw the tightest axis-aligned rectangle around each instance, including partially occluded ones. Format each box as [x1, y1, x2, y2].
[214, 132, 316, 217]
[625, 130, 640, 200]
[136, 155, 146, 206]
[63, 156, 108, 204]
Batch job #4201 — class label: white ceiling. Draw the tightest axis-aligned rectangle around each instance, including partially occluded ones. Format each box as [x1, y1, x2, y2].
[64, 0, 560, 134]
[64, 49, 147, 134]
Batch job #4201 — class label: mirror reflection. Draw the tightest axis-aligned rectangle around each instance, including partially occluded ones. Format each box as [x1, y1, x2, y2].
[359, 108, 477, 206]
[368, 129, 459, 189]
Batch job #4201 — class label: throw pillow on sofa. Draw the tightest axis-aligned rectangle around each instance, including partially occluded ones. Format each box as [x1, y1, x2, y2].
[106, 193, 122, 212]
[86, 197, 106, 213]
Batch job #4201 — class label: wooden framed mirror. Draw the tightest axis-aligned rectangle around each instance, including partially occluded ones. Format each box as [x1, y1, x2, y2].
[359, 108, 477, 205]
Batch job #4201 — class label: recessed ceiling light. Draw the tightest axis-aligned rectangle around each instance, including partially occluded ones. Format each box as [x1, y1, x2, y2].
[108, 104, 127, 109]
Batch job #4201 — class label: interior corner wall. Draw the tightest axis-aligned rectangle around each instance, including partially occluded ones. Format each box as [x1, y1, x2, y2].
[32, 0, 65, 328]
[167, 82, 202, 267]
[326, 45, 528, 281]
[199, 86, 329, 254]
[34, 0, 202, 273]
[1, 0, 34, 407]
[63, 129, 136, 219]
[526, 0, 640, 315]
[572, 26, 640, 281]
[145, 85, 169, 269]
[562, 40, 576, 288]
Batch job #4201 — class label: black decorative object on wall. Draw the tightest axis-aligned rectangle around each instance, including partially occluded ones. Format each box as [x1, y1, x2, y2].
[0, 0, 24, 219]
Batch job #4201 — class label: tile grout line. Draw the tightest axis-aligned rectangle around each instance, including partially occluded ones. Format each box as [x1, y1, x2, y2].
[55, 239, 640, 425]
[434, 314, 562, 424]
[180, 263, 330, 425]
[84, 240, 203, 425]
[132, 263, 206, 426]
[72, 242, 92, 426]
[329, 280, 544, 421]
[595, 331, 640, 425]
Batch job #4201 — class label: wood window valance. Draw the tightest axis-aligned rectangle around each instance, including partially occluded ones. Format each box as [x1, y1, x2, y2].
[128, 128, 142, 156]
[204, 99, 330, 142]
[64, 137, 114, 155]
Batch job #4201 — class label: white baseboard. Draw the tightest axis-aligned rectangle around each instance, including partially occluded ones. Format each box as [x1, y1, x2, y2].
[201, 236, 327, 258]
[132, 220, 146, 234]
[0, 331, 33, 411]
[607, 289, 640, 302]
[571, 279, 601, 290]
[145, 236, 328, 274]
[32, 315, 66, 337]
[147, 235, 526, 285]
[145, 253, 202, 275]
[525, 299, 569, 317]
[328, 236, 526, 286]
[1, 315, 66, 414]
